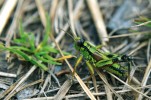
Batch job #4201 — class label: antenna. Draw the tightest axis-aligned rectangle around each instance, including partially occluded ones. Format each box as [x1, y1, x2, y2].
[57, 27, 75, 40]
[63, 14, 77, 38]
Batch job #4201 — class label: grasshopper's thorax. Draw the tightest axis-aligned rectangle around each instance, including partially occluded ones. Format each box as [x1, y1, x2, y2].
[74, 37, 84, 51]
[74, 37, 97, 64]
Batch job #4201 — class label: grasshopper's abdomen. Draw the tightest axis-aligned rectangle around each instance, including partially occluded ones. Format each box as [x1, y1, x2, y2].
[96, 59, 128, 77]
[103, 64, 128, 77]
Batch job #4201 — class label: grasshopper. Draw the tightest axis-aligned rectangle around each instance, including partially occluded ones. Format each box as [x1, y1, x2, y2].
[73, 37, 133, 79]
[58, 28, 133, 79]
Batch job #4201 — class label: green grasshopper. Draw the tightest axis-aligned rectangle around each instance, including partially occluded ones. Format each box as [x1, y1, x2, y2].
[58, 28, 133, 79]
[73, 37, 133, 79]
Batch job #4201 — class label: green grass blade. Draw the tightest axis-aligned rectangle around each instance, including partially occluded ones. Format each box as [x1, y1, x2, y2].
[3, 47, 48, 71]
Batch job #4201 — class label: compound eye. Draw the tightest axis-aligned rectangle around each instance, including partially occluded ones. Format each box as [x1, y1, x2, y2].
[107, 54, 114, 58]
[77, 39, 84, 47]
[112, 58, 118, 62]
[121, 54, 132, 61]
[121, 55, 127, 60]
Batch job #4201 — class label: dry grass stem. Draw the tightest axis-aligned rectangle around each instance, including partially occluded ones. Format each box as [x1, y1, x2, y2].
[54, 79, 72, 100]
[95, 69, 124, 100]
[137, 58, 151, 99]
[0, 71, 17, 78]
[4, 66, 37, 99]
[109, 73, 151, 99]
[0, 0, 18, 35]
[87, 0, 108, 44]
[104, 85, 113, 100]
[35, 0, 46, 27]
[4, 79, 43, 100]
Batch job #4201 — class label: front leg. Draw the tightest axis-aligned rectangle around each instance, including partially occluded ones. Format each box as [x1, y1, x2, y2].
[72, 55, 83, 76]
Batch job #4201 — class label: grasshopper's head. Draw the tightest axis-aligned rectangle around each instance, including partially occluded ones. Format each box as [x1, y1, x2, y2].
[112, 54, 133, 62]
[74, 37, 84, 50]
[121, 54, 133, 62]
